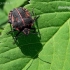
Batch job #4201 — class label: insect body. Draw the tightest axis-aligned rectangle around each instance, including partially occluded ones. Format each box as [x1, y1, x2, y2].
[8, 7, 38, 39]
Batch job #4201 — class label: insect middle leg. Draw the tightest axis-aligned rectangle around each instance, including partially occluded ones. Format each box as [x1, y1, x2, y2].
[14, 31, 22, 39]
[14, 27, 25, 39]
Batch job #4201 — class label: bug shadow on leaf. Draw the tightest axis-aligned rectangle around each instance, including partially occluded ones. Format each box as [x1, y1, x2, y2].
[16, 33, 42, 59]
[11, 20, 42, 59]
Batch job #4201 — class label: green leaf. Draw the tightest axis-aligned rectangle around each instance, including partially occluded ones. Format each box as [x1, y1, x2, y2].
[4, 0, 28, 14]
[39, 18, 70, 70]
[30, 0, 70, 3]
[0, 0, 70, 70]
[25, 1, 70, 14]
[0, 9, 7, 26]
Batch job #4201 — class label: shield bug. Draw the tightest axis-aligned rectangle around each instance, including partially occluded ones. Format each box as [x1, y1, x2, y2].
[8, 7, 39, 40]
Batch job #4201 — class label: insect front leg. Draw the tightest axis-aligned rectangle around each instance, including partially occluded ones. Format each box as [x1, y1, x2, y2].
[34, 15, 40, 21]
[31, 8, 35, 16]
[31, 8, 40, 21]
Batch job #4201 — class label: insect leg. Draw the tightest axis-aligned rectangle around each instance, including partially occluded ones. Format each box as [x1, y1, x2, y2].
[31, 8, 35, 16]
[15, 31, 21, 38]
[13, 29, 23, 44]
[31, 8, 40, 21]
[34, 15, 40, 21]
[31, 9, 40, 35]
[13, 31, 21, 43]
[14, 28, 24, 39]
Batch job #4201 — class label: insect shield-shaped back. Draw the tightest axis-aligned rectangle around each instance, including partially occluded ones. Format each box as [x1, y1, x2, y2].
[8, 7, 35, 36]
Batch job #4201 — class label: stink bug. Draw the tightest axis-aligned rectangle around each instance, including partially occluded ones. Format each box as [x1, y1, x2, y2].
[8, 7, 39, 40]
